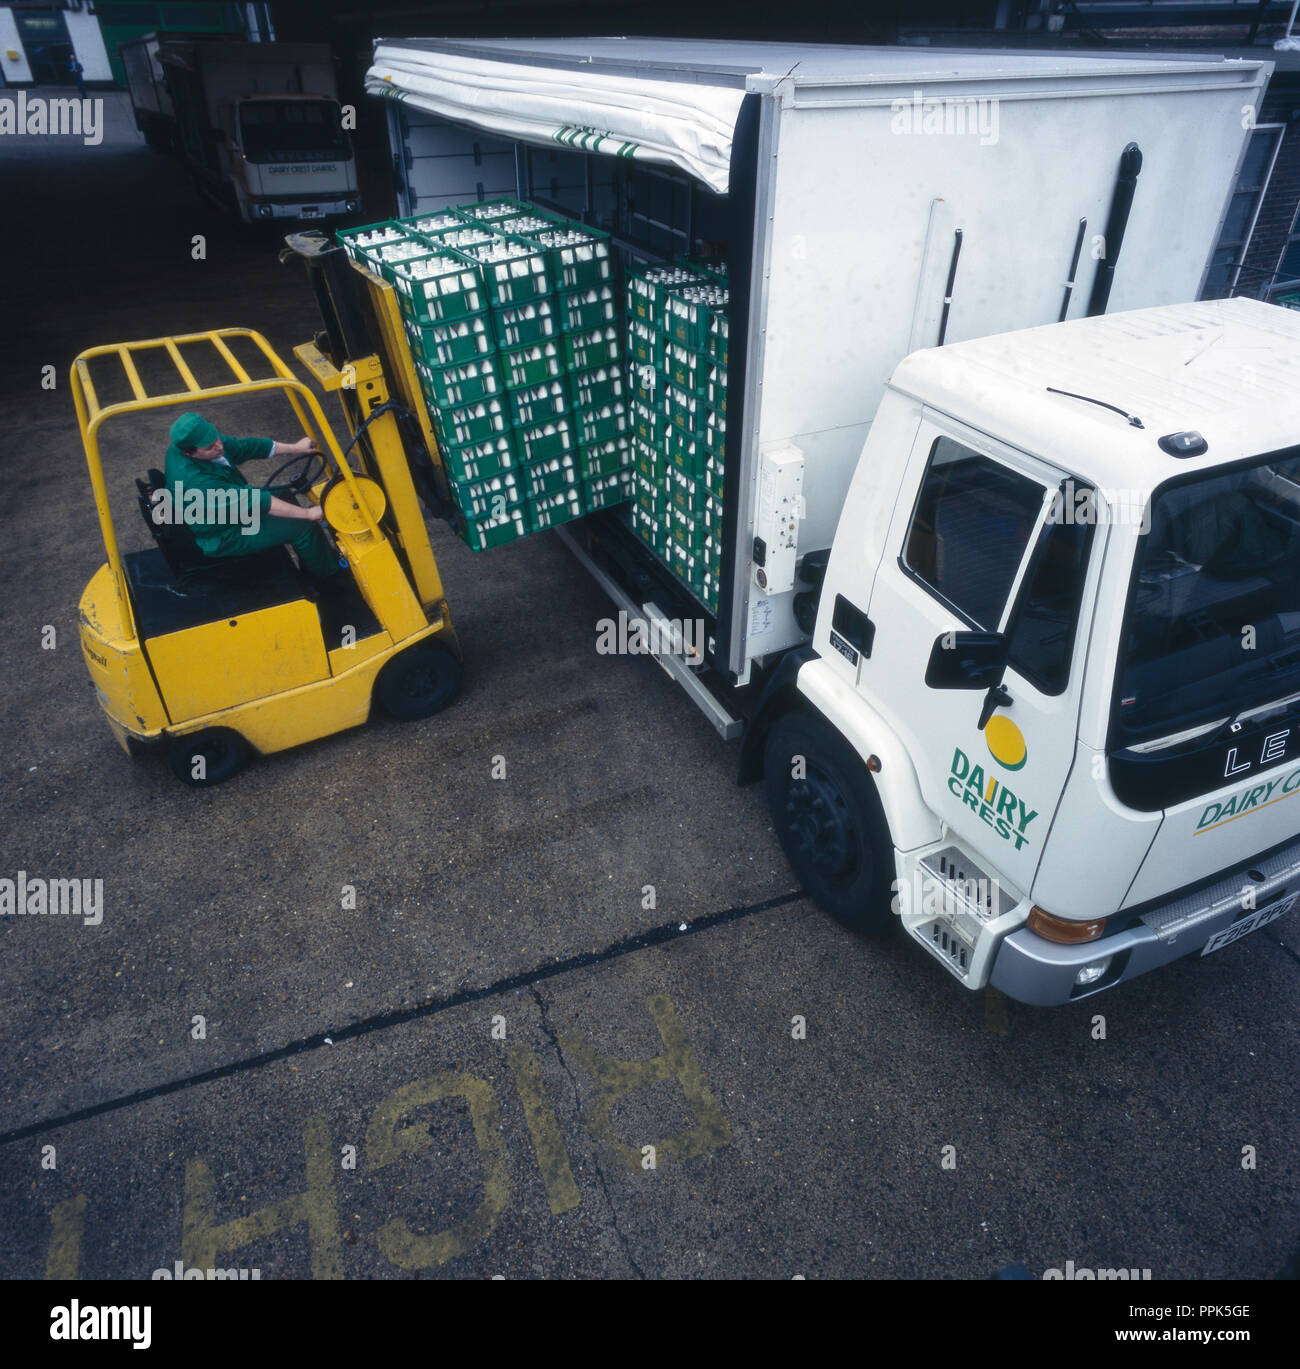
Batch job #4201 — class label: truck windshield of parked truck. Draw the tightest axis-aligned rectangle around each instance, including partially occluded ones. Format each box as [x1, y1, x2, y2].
[1114, 449, 1300, 745]
[239, 100, 348, 163]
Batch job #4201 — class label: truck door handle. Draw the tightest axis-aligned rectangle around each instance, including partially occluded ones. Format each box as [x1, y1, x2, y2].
[977, 683, 1013, 731]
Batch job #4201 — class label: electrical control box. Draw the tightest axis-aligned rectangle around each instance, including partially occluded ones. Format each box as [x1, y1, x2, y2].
[752, 443, 805, 595]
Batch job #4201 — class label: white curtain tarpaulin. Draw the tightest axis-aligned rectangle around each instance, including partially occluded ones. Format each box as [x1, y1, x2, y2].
[366, 43, 746, 194]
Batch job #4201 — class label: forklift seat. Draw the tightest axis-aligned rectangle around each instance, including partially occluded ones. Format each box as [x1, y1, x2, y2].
[135, 467, 295, 588]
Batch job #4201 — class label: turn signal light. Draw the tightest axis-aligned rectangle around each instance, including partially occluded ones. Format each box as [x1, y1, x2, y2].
[1027, 905, 1107, 944]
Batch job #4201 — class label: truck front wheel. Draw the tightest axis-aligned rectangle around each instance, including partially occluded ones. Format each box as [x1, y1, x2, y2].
[763, 713, 894, 936]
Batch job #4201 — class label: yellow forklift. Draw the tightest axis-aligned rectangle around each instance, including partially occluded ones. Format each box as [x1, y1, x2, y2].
[74, 233, 464, 785]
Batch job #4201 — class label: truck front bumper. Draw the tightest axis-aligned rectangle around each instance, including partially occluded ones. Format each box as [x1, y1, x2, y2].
[990, 839, 1300, 1006]
[246, 197, 358, 222]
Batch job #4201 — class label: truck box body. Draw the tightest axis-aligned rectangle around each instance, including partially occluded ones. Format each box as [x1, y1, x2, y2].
[160, 38, 358, 223]
[368, 38, 1267, 688]
[120, 34, 174, 147]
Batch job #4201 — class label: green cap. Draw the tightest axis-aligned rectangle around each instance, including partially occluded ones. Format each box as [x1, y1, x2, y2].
[169, 412, 219, 451]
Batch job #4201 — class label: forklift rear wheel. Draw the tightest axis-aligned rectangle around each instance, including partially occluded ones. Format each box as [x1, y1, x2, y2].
[377, 640, 462, 721]
[168, 729, 250, 788]
[763, 713, 894, 936]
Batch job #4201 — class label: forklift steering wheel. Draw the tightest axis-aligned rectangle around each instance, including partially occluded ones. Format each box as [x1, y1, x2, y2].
[264, 449, 326, 496]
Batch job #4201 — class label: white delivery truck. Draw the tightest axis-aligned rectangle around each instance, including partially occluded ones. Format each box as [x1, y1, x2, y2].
[362, 38, 1300, 1004]
[156, 36, 359, 223]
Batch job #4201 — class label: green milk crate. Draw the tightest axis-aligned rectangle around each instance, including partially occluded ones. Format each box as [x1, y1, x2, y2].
[569, 363, 625, 412]
[664, 425, 706, 480]
[436, 394, 510, 448]
[457, 197, 535, 225]
[369, 239, 436, 281]
[456, 468, 524, 518]
[633, 471, 658, 513]
[665, 469, 696, 520]
[515, 415, 574, 464]
[626, 318, 662, 370]
[665, 340, 707, 394]
[461, 237, 553, 306]
[559, 283, 618, 333]
[564, 324, 621, 372]
[663, 282, 728, 350]
[499, 337, 564, 390]
[417, 355, 501, 410]
[704, 452, 726, 502]
[407, 313, 495, 367]
[584, 468, 632, 511]
[391, 252, 489, 325]
[400, 210, 468, 239]
[421, 223, 497, 257]
[632, 437, 661, 482]
[668, 506, 697, 552]
[579, 435, 632, 480]
[706, 363, 728, 414]
[461, 501, 532, 551]
[573, 399, 630, 447]
[626, 264, 705, 325]
[336, 222, 410, 265]
[665, 381, 707, 436]
[706, 408, 727, 453]
[492, 296, 557, 348]
[525, 225, 612, 290]
[508, 378, 569, 428]
[531, 484, 585, 530]
[631, 399, 661, 448]
[496, 210, 561, 238]
[438, 430, 516, 484]
[522, 452, 579, 499]
[709, 312, 729, 366]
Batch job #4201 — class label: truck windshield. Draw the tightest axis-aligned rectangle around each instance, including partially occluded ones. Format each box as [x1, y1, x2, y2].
[239, 101, 347, 163]
[1114, 448, 1300, 744]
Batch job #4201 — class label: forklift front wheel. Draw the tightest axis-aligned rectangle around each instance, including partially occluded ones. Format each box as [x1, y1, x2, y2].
[168, 728, 250, 788]
[763, 713, 894, 936]
[377, 640, 462, 722]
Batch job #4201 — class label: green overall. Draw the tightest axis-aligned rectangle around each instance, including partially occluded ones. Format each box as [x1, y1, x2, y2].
[162, 433, 341, 580]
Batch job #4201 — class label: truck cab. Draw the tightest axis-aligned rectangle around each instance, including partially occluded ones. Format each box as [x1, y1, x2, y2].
[223, 92, 358, 223]
[767, 297, 1300, 1004]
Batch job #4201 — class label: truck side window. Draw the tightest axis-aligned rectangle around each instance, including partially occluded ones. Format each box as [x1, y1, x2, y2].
[1005, 491, 1095, 695]
[903, 437, 1046, 630]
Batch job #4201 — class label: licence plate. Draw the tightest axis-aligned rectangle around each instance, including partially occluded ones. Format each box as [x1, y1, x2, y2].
[1201, 892, 1296, 956]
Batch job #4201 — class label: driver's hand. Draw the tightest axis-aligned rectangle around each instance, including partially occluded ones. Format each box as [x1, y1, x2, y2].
[290, 436, 318, 455]
[306, 504, 325, 523]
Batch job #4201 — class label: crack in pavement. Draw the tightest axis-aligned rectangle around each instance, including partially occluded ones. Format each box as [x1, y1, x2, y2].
[529, 983, 646, 1279]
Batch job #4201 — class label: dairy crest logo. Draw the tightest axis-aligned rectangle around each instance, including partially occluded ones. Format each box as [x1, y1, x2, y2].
[948, 748, 1038, 851]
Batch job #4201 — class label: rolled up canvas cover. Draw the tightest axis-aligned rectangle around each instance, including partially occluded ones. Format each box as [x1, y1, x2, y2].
[366, 42, 746, 194]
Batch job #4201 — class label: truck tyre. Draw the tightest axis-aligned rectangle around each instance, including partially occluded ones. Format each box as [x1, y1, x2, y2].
[377, 640, 462, 721]
[763, 713, 894, 935]
[168, 729, 250, 787]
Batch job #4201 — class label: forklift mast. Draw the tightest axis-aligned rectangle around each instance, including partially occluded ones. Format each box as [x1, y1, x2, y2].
[280, 230, 459, 530]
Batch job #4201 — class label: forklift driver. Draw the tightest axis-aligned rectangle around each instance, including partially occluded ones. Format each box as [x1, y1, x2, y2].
[164, 411, 343, 582]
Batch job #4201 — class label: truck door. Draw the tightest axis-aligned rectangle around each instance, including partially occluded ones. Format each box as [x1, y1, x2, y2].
[862, 415, 1101, 894]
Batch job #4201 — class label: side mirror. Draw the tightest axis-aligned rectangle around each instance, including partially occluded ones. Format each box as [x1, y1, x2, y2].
[925, 630, 1007, 690]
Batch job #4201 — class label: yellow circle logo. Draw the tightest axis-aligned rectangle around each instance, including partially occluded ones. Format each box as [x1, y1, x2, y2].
[985, 715, 1027, 771]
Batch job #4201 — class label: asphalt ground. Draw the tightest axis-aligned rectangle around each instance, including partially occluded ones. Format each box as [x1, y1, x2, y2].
[0, 91, 1296, 1285]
